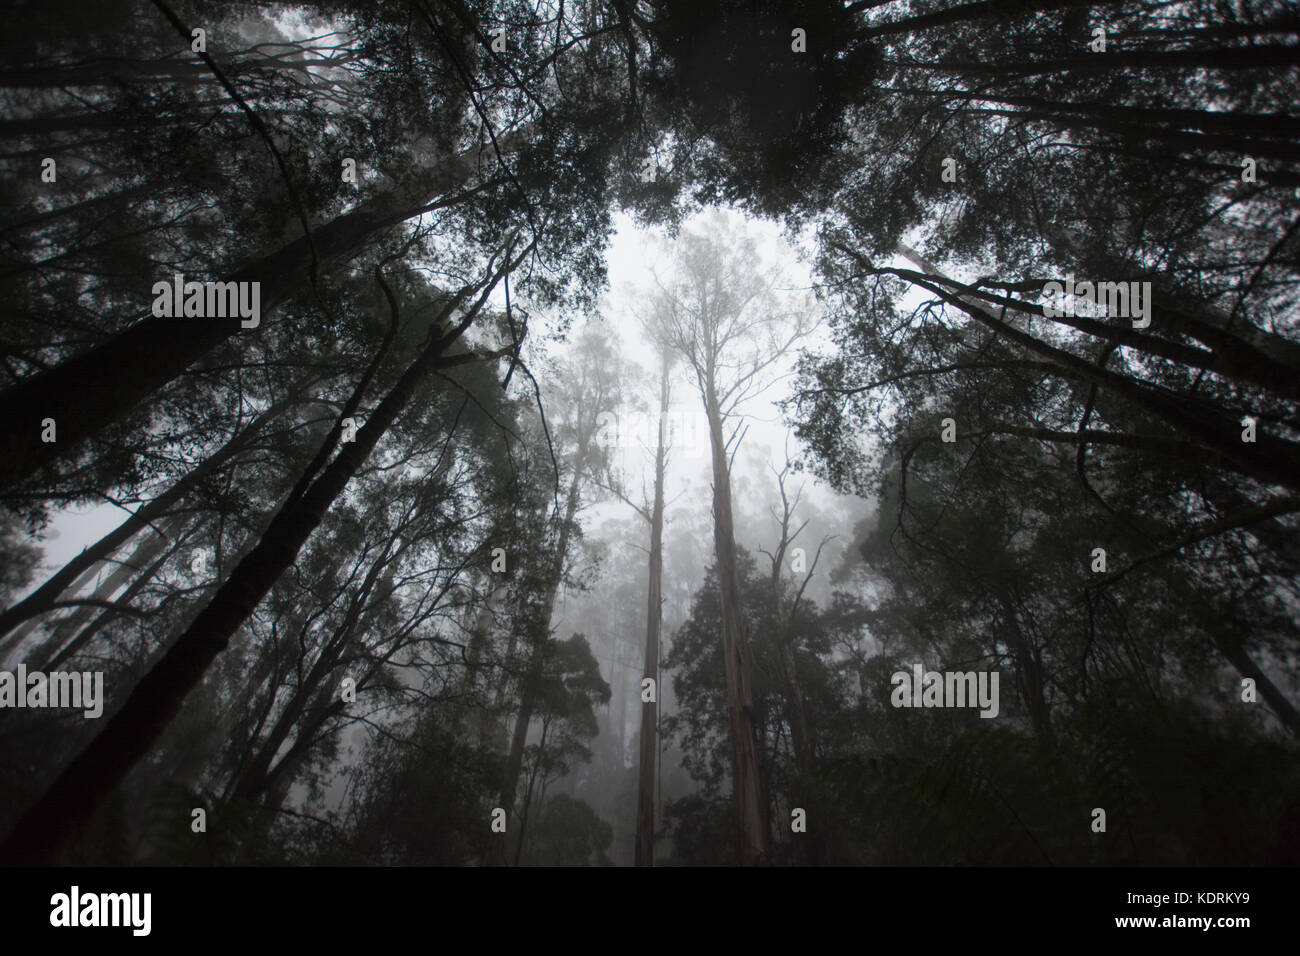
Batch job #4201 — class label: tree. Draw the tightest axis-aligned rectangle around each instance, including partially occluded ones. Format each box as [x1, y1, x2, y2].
[595, 334, 675, 865]
[635, 345, 671, 865]
[0, 244, 527, 864]
[514, 634, 611, 863]
[645, 213, 818, 862]
[0, 0, 639, 495]
[529, 793, 614, 866]
[757, 447, 836, 863]
[490, 326, 625, 863]
[663, 547, 862, 863]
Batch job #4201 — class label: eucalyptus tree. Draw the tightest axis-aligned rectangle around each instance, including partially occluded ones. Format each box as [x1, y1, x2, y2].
[645, 213, 818, 864]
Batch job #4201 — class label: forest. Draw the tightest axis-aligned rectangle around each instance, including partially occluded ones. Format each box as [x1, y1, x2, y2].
[0, 0, 1297, 868]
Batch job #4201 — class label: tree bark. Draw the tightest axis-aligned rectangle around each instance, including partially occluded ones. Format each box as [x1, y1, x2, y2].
[703, 374, 772, 866]
[634, 351, 670, 866]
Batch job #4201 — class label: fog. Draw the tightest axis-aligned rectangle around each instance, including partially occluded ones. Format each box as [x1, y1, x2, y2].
[1, 0, 1297, 875]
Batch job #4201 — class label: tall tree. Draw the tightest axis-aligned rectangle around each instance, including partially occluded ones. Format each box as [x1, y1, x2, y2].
[596, 340, 676, 866]
[491, 326, 624, 863]
[647, 212, 817, 863]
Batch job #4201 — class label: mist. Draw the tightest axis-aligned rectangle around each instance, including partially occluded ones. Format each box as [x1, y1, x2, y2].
[0, 0, 1297, 882]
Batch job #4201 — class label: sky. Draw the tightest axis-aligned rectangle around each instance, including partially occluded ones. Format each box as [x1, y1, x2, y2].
[590, 207, 868, 588]
[541, 205, 877, 700]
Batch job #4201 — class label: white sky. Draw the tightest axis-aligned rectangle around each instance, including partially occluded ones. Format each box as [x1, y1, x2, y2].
[553, 206, 871, 611]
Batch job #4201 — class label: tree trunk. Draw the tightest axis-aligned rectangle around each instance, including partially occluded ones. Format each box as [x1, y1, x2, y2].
[0, 57, 260, 88]
[1213, 633, 1300, 736]
[703, 375, 772, 866]
[634, 351, 669, 866]
[38, 529, 191, 675]
[863, 0, 1124, 39]
[18, 513, 185, 660]
[920, 44, 1300, 78]
[0, 180, 154, 233]
[455, 583, 506, 744]
[1043, 224, 1300, 382]
[911, 87, 1300, 141]
[228, 540, 390, 804]
[1166, 575, 1300, 737]
[765, 482, 820, 863]
[971, 106, 1300, 164]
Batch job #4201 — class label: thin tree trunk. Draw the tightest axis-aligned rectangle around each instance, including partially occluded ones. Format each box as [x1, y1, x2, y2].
[889, 242, 1300, 402]
[1043, 225, 1300, 379]
[0, 180, 154, 233]
[513, 720, 549, 865]
[237, 683, 347, 805]
[886, 246, 1300, 490]
[970, 106, 1300, 163]
[16, 513, 183, 659]
[456, 583, 505, 743]
[1166, 576, 1300, 737]
[764, 474, 821, 863]
[0, 58, 257, 88]
[228, 540, 391, 803]
[1213, 635, 1300, 736]
[634, 352, 669, 866]
[0, 397, 297, 644]
[1060, 141, 1300, 189]
[862, 0, 1125, 39]
[904, 87, 1300, 140]
[38, 528, 190, 674]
